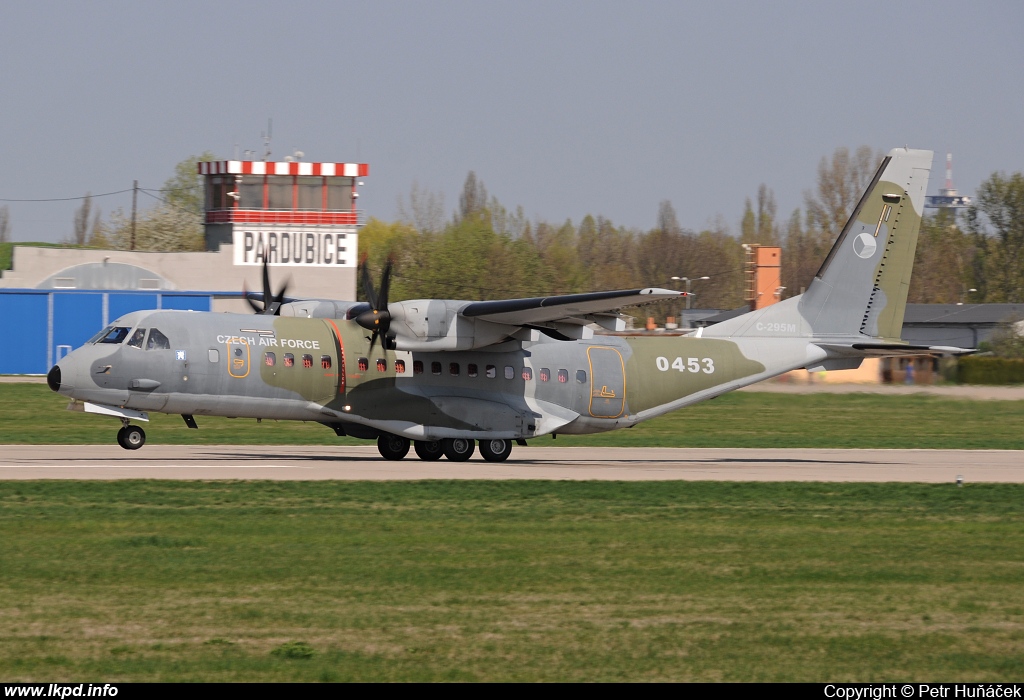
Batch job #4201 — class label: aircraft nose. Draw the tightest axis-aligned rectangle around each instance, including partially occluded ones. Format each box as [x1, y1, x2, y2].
[47, 364, 61, 392]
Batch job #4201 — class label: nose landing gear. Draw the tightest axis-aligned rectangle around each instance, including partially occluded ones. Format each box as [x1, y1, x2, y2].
[116, 421, 146, 450]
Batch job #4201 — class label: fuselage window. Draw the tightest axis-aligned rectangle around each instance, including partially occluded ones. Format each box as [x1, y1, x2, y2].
[557, 369, 569, 383]
[431, 362, 442, 375]
[395, 359, 406, 374]
[522, 367, 533, 381]
[98, 327, 131, 344]
[539, 368, 550, 382]
[504, 366, 515, 380]
[450, 362, 460, 376]
[284, 353, 295, 367]
[413, 360, 424, 375]
[468, 363, 478, 378]
[303, 354, 314, 369]
[485, 365, 496, 378]
[376, 358, 386, 372]
[265, 352, 276, 367]
[126, 328, 146, 349]
[321, 355, 332, 369]
[576, 369, 587, 384]
[358, 358, 369, 371]
[208, 349, 219, 363]
[147, 329, 171, 350]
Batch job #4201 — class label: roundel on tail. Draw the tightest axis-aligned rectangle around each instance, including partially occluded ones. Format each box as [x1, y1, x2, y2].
[853, 232, 878, 259]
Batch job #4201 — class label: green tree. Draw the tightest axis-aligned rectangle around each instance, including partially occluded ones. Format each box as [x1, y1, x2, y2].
[966, 171, 1024, 302]
[161, 151, 219, 214]
[907, 210, 976, 303]
[0, 205, 9, 243]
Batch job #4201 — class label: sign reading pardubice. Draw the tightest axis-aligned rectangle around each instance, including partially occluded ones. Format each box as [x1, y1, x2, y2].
[232, 228, 356, 267]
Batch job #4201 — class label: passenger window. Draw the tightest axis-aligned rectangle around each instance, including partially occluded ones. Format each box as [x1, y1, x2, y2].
[413, 360, 424, 375]
[302, 354, 313, 368]
[321, 355, 332, 369]
[539, 368, 550, 382]
[265, 352, 276, 367]
[450, 362, 460, 376]
[208, 349, 219, 363]
[431, 362, 442, 375]
[486, 365, 496, 378]
[558, 369, 569, 383]
[504, 366, 515, 380]
[146, 329, 171, 350]
[99, 327, 131, 344]
[284, 353, 295, 367]
[522, 367, 533, 381]
[126, 328, 146, 348]
[376, 358, 386, 372]
[576, 370, 587, 384]
[358, 357, 369, 371]
[468, 363, 478, 378]
[395, 359, 406, 374]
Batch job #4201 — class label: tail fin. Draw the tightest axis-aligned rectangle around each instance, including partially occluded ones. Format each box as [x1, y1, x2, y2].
[706, 148, 932, 341]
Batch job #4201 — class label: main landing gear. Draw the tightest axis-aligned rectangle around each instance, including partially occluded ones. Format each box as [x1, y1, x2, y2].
[116, 422, 146, 450]
[376, 435, 513, 462]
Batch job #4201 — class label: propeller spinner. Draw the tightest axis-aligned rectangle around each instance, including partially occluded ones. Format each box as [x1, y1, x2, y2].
[244, 259, 290, 315]
[356, 256, 394, 351]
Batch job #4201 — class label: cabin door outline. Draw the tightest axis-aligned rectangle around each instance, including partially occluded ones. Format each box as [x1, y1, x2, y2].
[587, 346, 626, 418]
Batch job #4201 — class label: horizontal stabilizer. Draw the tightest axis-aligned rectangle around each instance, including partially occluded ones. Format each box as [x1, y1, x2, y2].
[818, 342, 977, 357]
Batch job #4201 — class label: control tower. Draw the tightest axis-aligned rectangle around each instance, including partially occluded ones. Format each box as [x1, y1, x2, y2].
[924, 153, 971, 211]
[199, 160, 368, 270]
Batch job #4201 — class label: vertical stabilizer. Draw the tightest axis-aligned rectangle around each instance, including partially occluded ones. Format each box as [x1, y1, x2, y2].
[705, 148, 932, 342]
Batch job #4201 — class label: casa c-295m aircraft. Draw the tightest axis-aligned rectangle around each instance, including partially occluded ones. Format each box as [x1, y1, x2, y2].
[48, 148, 965, 462]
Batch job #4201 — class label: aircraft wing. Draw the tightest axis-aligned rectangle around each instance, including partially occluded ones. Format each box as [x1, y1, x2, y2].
[459, 288, 683, 326]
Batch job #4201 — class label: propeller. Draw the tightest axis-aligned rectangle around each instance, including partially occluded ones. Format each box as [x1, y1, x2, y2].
[244, 258, 290, 315]
[355, 255, 394, 351]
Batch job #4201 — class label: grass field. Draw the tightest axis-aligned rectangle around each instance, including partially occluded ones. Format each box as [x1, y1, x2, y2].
[1, 480, 1022, 682]
[2, 383, 1024, 449]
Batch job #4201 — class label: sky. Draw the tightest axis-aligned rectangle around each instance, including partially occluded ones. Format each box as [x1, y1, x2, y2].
[1, 0, 1022, 243]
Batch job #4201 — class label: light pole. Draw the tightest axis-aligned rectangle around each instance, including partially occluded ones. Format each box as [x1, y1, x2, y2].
[671, 276, 710, 310]
[957, 287, 977, 306]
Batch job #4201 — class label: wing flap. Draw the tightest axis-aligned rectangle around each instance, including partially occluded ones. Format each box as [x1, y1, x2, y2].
[461, 288, 682, 326]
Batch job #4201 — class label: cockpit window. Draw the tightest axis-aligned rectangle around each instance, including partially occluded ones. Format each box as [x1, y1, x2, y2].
[98, 327, 132, 344]
[126, 328, 147, 348]
[88, 326, 113, 344]
[146, 328, 171, 350]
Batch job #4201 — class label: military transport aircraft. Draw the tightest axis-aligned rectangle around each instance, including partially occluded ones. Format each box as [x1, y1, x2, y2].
[47, 148, 965, 462]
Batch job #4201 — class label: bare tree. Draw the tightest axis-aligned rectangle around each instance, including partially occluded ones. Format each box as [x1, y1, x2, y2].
[0, 205, 9, 243]
[457, 171, 488, 222]
[397, 181, 445, 234]
[72, 194, 100, 245]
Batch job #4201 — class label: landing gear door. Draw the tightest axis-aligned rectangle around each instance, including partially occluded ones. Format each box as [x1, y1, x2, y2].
[587, 346, 625, 418]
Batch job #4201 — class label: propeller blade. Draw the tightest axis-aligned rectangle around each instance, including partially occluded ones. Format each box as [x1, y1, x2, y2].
[359, 256, 378, 309]
[378, 256, 394, 310]
[261, 259, 272, 306]
[242, 282, 264, 314]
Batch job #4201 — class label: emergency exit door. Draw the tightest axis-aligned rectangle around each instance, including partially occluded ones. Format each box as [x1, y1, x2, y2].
[587, 346, 625, 418]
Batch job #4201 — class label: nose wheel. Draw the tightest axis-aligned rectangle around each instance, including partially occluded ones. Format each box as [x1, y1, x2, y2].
[116, 425, 146, 450]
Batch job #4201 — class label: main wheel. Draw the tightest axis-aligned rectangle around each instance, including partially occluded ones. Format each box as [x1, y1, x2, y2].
[479, 439, 512, 462]
[116, 426, 127, 448]
[442, 437, 475, 462]
[121, 425, 146, 450]
[414, 440, 444, 461]
[377, 434, 410, 460]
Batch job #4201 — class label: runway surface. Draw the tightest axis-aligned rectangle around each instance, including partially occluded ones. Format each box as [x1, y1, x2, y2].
[0, 445, 1020, 482]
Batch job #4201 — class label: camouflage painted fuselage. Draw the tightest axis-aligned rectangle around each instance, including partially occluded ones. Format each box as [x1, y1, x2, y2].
[52, 309, 773, 440]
